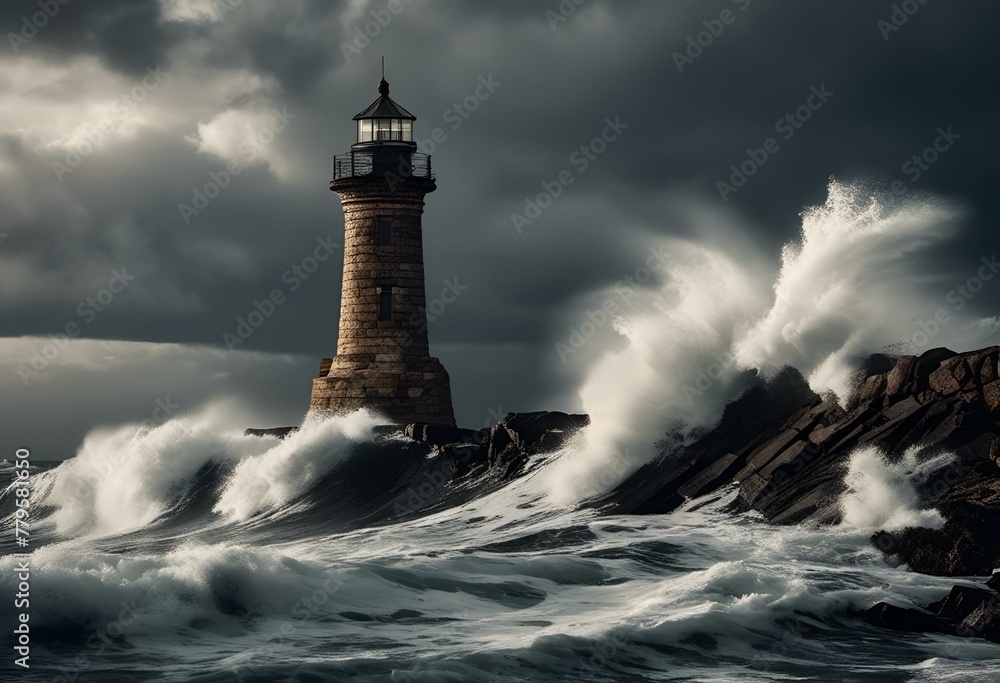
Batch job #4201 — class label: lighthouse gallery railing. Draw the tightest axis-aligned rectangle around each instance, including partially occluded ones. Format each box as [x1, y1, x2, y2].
[333, 151, 433, 181]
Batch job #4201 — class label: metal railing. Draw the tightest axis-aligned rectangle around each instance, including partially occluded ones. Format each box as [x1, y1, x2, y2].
[332, 151, 433, 181]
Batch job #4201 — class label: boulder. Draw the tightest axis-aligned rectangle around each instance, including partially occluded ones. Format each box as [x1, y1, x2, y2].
[981, 351, 999, 385]
[678, 453, 740, 500]
[959, 599, 1000, 642]
[244, 426, 299, 439]
[914, 347, 959, 391]
[866, 582, 1000, 643]
[931, 585, 997, 623]
[984, 380, 1000, 412]
[405, 423, 486, 448]
[862, 602, 953, 635]
[487, 411, 590, 479]
[859, 372, 888, 404]
[929, 362, 963, 396]
[885, 355, 917, 397]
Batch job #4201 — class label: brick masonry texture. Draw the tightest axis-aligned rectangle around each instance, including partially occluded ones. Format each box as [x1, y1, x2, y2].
[310, 174, 456, 426]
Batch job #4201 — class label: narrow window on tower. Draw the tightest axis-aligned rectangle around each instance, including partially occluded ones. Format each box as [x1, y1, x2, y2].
[378, 287, 393, 321]
[377, 217, 392, 246]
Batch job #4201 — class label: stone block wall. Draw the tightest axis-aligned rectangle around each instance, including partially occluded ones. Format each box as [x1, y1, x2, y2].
[309, 174, 456, 426]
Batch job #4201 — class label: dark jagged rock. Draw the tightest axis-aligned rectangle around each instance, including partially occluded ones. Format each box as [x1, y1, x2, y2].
[253, 345, 1000, 583]
[405, 422, 491, 476]
[249, 412, 588, 484]
[931, 585, 996, 624]
[404, 411, 589, 481]
[961, 598, 1000, 642]
[593, 366, 819, 516]
[867, 582, 1000, 643]
[595, 345, 1000, 578]
[486, 411, 591, 479]
[405, 423, 485, 449]
[862, 602, 954, 635]
[245, 426, 299, 439]
[871, 495, 1000, 576]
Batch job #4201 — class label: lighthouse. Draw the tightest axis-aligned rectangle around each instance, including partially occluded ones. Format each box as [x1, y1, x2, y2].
[310, 74, 456, 426]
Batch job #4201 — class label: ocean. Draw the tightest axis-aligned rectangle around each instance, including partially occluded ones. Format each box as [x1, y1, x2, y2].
[3, 180, 1000, 681]
[2, 407, 1000, 682]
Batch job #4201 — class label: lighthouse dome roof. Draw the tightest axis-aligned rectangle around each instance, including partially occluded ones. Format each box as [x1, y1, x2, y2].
[353, 78, 416, 121]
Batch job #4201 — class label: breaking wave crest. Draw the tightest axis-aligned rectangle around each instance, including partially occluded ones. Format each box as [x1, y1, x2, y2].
[542, 179, 983, 504]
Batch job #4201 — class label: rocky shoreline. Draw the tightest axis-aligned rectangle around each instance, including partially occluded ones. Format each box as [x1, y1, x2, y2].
[249, 344, 1000, 643]
[594, 344, 1000, 642]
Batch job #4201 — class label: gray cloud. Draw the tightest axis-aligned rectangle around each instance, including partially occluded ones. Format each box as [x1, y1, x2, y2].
[1, 0, 997, 457]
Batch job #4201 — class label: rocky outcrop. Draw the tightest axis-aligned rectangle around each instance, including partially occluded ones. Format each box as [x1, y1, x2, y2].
[865, 582, 1000, 643]
[245, 426, 300, 439]
[247, 412, 589, 482]
[600, 346, 1000, 576]
[251, 345, 1000, 581]
[485, 411, 591, 479]
[406, 411, 590, 479]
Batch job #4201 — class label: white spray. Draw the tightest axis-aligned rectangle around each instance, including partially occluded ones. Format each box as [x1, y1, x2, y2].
[545, 180, 984, 504]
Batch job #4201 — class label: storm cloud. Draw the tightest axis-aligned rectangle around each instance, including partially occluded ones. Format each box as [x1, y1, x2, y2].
[1, 0, 997, 458]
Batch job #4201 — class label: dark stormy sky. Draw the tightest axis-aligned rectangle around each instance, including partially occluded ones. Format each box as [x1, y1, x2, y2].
[1, 0, 997, 459]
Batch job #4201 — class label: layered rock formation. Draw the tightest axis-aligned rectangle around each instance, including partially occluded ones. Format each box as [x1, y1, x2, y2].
[599, 346, 1000, 571]
[254, 346, 1000, 642]
[405, 411, 591, 479]
[864, 581, 1000, 643]
[578, 345, 1000, 644]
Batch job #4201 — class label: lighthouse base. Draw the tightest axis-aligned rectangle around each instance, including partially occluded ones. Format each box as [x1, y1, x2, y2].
[309, 354, 456, 426]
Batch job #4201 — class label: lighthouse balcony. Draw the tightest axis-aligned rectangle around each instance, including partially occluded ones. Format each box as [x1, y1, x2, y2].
[333, 150, 433, 181]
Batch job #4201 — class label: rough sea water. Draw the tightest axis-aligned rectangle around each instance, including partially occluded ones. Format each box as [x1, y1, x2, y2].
[3, 181, 1000, 681]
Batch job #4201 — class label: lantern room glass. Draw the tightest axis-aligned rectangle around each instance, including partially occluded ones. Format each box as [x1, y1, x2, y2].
[357, 118, 412, 143]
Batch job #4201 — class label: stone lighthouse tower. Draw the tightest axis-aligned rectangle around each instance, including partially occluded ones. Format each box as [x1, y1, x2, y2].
[310, 74, 456, 426]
